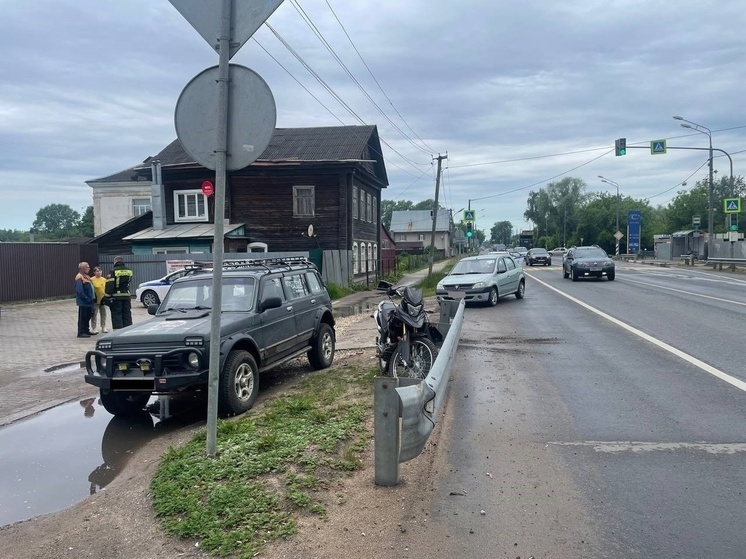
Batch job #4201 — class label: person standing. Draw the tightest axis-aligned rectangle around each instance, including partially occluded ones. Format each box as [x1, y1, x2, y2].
[75, 262, 95, 338]
[89, 266, 109, 334]
[106, 255, 134, 329]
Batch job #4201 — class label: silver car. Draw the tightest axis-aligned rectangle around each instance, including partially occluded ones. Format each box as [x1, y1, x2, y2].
[436, 253, 525, 306]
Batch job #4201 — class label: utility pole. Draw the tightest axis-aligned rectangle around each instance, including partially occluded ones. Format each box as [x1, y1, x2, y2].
[428, 154, 447, 275]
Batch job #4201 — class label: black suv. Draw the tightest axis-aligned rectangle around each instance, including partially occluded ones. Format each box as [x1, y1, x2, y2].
[562, 246, 615, 281]
[85, 257, 335, 417]
[526, 248, 551, 266]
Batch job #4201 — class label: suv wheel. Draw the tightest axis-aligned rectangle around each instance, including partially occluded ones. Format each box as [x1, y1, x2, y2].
[487, 286, 498, 306]
[608, 271, 616, 281]
[99, 389, 150, 417]
[219, 350, 259, 416]
[563, 266, 569, 279]
[308, 322, 335, 369]
[571, 269, 579, 281]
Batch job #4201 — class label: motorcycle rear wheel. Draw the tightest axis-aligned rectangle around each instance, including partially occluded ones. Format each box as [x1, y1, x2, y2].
[387, 339, 438, 379]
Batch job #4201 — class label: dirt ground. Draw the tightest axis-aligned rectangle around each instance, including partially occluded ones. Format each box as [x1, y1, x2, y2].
[0, 314, 440, 559]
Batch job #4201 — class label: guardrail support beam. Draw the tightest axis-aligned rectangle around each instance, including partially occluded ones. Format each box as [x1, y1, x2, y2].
[374, 376, 400, 486]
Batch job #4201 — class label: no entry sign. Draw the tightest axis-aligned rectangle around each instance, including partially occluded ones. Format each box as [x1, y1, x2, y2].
[201, 180, 214, 196]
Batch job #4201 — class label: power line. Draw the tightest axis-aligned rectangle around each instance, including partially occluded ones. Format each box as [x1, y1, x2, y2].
[288, 0, 433, 158]
[263, 22, 426, 178]
[322, 0, 438, 155]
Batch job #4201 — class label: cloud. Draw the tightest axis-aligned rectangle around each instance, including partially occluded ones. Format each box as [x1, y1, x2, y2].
[0, 0, 743, 233]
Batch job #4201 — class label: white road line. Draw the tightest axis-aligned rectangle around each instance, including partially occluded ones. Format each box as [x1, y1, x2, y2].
[527, 274, 746, 393]
[548, 441, 746, 454]
[620, 277, 746, 306]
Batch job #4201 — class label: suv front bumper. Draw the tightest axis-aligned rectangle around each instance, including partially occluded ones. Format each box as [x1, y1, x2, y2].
[84, 347, 208, 393]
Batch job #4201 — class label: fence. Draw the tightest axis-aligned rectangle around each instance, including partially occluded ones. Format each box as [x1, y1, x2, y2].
[0, 243, 99, 303]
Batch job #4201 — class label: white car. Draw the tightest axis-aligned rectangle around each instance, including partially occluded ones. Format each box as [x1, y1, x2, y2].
[135, 267, 207, 307]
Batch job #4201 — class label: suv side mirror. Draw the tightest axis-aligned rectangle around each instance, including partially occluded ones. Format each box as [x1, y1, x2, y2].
[260, 296, 283, 312]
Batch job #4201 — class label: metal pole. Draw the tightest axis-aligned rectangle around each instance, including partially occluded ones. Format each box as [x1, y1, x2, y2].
[206, 0, 232, 456]
[428, 155, 446, 276]
[616, 185, 620, 256]
[708, 135, 714, 258]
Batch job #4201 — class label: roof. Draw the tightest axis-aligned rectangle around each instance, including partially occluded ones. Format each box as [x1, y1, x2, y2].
[123, 223, 246, 241]
[88, 125, 389, 186]
[390, 209, 451, 233]
[672, 230, 699, 237]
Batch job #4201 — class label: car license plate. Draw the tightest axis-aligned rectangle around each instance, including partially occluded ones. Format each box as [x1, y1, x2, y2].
[591, 267, 601, 272]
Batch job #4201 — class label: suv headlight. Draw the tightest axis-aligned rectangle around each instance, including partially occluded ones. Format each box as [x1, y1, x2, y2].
[436, 282, 444, 291]
[187, 352, 200, 369]
[577, 262, 590, 268]
[97, 340, 112, 350]
[184, 337, 204, 347]
[472, 281, 485, 289]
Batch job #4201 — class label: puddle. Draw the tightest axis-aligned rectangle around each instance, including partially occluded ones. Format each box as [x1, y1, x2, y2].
[335, 302, 374, 317]
[0, 395, 205, 528]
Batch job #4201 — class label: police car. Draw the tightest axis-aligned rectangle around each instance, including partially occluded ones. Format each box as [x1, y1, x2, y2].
[135, 265, 208, 307]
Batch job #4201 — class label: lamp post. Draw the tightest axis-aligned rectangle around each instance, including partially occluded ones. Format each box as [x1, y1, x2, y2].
[673, 116, 714, 257]
[598, 175, 620, 256]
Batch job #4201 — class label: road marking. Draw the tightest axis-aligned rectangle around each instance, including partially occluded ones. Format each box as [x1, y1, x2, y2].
[620, 277, 746, 306]
[527, 274, 746, 393]
[548, 441, 746, 454]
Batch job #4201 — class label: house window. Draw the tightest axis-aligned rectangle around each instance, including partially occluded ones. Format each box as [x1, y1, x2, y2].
[418, 234, 425, 241]
[367, 194, 372, 223]
[352, 186, 358, 220]
[153, 247, 189, 254]
[132, 198, 151, 217]
[397, 234, 406, 242]
[373, 200, 377, 225]
[352, 242, 359, 274]
[174, 190, 207, 222]
[294, 185, 315, 217]
[367, 243, 373, 272]
[373, 243, 378, 271]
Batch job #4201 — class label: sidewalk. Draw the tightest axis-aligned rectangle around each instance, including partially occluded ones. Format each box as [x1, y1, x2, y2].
[0, 260, 451, 427]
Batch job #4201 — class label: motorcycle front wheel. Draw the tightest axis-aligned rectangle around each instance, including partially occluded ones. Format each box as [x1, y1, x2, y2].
[387, 339, 438, 379]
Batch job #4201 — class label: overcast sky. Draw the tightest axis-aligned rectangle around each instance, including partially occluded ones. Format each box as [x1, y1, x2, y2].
[1, 0, 745, 235]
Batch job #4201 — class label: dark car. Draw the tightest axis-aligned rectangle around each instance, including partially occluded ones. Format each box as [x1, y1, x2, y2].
[85, 257, 336, 418]
[526, 248, 552, 266]
[563, 246, 615, 281]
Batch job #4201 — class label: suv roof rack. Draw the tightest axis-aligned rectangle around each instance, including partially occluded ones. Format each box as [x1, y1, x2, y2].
[193, 256, 316, 272]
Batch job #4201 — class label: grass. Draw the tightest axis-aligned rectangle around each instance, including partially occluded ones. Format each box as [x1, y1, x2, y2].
[150, 363, 377, 559]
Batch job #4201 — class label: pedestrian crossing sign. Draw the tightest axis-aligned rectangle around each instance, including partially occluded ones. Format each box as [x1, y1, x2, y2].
[724, 198, 741, 214]
[464, 210, 475, 221]
[650, 139, 667, 155]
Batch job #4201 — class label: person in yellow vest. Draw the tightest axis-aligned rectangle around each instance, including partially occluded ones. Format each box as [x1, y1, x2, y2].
[105, 256, 134, 329]
[89, 266, 109, 334]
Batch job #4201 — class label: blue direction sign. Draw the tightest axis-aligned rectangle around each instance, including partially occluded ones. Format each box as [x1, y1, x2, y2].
[650, 139, 667, 155]
[724, 198, 741, 214]
[464, 210, 475, 221]
[628, 210, 641, 253]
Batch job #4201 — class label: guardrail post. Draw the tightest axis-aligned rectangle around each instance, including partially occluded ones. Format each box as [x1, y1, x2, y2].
[374, 376, 400, 486]
[437, 298, 460, 339]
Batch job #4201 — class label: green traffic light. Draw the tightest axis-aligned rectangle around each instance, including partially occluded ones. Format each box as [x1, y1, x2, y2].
[466, 232, 473, 237]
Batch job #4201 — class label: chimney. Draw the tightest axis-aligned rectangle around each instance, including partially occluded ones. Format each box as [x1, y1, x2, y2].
[150, 160, 167, 230]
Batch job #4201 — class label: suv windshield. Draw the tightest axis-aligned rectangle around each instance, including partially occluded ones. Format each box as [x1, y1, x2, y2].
[531, 248, 548, 254]
[160, 277, 256, 312]
[574, 248, 607, 259]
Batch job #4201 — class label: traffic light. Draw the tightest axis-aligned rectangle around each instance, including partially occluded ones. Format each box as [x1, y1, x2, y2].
[615, 137, 627, 156]
[466, 222, 473, 237]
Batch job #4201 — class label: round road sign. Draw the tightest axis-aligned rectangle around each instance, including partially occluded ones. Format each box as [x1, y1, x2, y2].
[175, 64, 277, 171]
[201, 181, 214, 196]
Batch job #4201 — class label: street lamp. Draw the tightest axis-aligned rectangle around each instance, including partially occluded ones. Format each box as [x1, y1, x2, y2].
[598, 175, 620, 256]
[673, 116, 714, 256]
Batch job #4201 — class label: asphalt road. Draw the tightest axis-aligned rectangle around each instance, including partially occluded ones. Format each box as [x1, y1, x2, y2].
[400, 262, 746, 558]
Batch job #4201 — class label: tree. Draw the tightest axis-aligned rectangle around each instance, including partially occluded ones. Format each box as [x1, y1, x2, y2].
[381, 200, 414, 230]
[32, 204, 80, 239]
[490, 221, 513, 245]
[79, 206, 94, 238]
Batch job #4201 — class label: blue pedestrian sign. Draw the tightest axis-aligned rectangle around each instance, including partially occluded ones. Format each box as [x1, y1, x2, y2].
[464, 210, 475, 221]
[650, 139, 667, 155]
[724, 198, 741, 214]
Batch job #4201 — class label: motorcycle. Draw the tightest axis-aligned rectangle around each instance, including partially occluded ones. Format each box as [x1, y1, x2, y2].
[374, 280, 441, 379]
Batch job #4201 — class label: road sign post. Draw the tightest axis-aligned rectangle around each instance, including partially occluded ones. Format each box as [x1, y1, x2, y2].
[169, 0, 283, 456]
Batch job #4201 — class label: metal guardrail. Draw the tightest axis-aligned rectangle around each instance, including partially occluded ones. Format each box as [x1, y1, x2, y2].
[373, 298, 465, 486]
[708, 257, 746, 270]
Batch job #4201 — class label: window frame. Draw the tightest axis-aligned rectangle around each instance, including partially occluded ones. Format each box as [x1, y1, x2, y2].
[132, 197, 151, 217]
[173, 190, 208, 223]
[293, 185, 315, 217]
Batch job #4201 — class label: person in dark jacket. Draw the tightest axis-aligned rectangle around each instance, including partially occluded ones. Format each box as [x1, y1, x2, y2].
[106, 256, 134, 329]
[75, 262, 95, 338]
